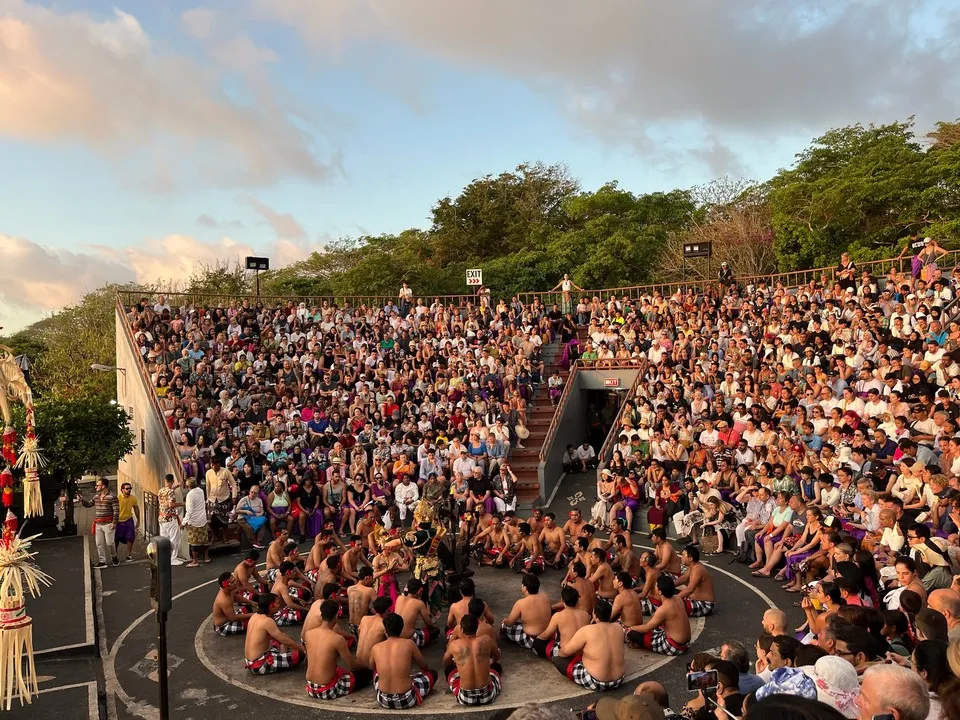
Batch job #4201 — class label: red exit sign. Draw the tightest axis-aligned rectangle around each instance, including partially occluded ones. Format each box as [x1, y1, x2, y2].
[603, 378, 620, 387]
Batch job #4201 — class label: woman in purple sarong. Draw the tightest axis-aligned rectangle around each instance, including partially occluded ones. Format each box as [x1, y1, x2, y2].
[752, 505, 823, 580]
[558, 338, 580, 370]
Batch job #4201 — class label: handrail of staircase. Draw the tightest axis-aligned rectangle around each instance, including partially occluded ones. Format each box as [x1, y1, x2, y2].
[115, 295, 186, 487]
[596, 363, 648, 469]
[538, 362, 580, 462]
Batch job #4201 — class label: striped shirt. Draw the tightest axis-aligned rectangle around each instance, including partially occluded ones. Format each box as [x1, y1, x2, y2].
[84, 491, 120, 524]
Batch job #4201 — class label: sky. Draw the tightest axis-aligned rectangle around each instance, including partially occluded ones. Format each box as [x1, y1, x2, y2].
[2, 0, 959, 332]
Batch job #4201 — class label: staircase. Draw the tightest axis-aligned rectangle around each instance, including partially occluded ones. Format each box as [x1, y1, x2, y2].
[511, 341, 568, 505]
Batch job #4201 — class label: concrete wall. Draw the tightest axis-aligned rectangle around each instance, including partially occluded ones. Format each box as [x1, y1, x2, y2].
[537, 377, 588, 506]
[115, 307, 180, 511]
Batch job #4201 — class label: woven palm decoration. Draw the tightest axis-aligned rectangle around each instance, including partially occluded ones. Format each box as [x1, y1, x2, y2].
[0, 511, 52, 709]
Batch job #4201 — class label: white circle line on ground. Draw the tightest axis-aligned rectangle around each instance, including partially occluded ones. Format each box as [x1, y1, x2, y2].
[108, 549, 773, 717]
[193, 614, 704, 715]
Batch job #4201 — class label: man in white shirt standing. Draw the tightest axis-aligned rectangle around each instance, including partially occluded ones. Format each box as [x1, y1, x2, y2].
[183, 478, 210, 567]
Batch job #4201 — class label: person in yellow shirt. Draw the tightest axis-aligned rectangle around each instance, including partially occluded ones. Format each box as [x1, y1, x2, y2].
[116, 482, 141, 563]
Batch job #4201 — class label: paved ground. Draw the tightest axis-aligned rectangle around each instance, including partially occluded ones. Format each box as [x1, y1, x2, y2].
[28, 470, 805, 720]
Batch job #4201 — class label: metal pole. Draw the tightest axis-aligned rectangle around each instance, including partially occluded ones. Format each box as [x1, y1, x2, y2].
[682, 257, 686, 284]
[255, 270, 261, 298]
[158, 611, 169, 720]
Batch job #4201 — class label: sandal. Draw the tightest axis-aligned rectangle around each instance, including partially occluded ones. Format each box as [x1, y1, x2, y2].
[751, 570, 769, 577]
[186, 562, 200, 567]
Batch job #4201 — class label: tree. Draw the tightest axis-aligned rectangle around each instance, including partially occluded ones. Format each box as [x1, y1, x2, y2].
[27, 286, 122, 402]
[13, 397, 135, 534]
[767, 118, 960, 270]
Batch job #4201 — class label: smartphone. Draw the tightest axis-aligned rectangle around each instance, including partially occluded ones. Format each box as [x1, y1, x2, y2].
[686, 670, 719, 692]
[872, 715, 894, 720]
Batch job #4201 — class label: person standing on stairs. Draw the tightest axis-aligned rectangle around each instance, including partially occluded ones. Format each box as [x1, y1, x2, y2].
[552, 274, 585, 316]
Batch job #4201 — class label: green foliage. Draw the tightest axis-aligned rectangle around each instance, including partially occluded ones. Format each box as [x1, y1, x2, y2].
[26, 286, 123, 401]
[12, 396, 135, 486]
[767, 118, 960, 270]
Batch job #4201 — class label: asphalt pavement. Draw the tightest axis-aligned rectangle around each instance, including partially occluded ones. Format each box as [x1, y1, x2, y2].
[27, 471, 804, 720]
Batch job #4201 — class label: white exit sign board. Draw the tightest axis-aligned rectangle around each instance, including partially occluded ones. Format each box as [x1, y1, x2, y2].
[603, 378, 621, 387]
[466, 269, 483, 286]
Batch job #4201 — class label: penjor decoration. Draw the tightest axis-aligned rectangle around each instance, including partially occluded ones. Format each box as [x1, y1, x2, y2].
[0, 347, 44, 518]
[0, 511, 51, 709]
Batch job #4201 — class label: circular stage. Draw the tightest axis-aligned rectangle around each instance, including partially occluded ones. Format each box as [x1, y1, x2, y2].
[195, 568, 705, 714]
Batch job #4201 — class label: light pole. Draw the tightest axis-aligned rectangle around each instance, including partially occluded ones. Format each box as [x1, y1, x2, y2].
[147, 537, 172, 720]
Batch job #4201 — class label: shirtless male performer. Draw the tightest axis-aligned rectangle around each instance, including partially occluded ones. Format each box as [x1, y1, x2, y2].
[611, 535, 640, 577]
[558, 561, 596, 615]
[624, 575, 691, 656]
[447, 579, 494, 639]
[501, 573, 552, 650]
[346, 566, 378, 635]
[636, 551, 663, 613]
[395, 578, 441, 648]
[213, 573, 252, 636]
[563, 509, 587, 540]
[272, 561, 312, 626]
[369, 613, 438, 709]
[589, 547, 617, 600]
[534, 586, 590, 659]
[511, 522, 545, 574]
[243, 593, 305, 675]
[674, 546, 716, 617]
[444, 615, 503, 706]
[355, 596, 391, 669]
[234, 550, 267, 599]
[610, 573, 644, 630]
[304, 600, 374, 699]
[540, 513, 570, 569]
[302, 584, 357, 649]
[553, 601, 625, 691]
[651, 527, 682, 576]
[264, 529, 289, 581]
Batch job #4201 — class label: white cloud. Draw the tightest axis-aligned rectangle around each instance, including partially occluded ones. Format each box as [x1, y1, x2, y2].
[180, 8, 218, 40]
[0, 0, 335, 189]
[0, 233, 314, 331]
[238, 194, 307, 240]
[253, 0, 960, 172]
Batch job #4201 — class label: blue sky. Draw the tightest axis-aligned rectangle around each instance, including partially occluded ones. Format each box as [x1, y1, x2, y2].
[1, 0, 958, 331]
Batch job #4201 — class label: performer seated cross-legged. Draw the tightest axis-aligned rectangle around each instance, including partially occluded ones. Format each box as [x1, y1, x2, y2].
[553, 601, 625, 691]
[449, 597, 500, 644]
[557, 560, 596, 615]
[674, 546, 716, 617]
[444, 614, 503, 706]
[304, 600, 374, 700]
[624, 575, 691, 656]
[272, 561, 312, 626]
[346, 566, 378, 636]
[234, 550, 267, 600]
[533, 586, 589, 659]
[213, 572, 253, 636]
[395, 578, 441, 648]
[501, 573, 552, 650]
[243, 593, 305, 675]
[510, 522, 545, 574]
[356, 596, 392, 669]
[447, 579, 494, 640]
[540, 513, 570, 569]
[370, 613, 438, 709]
[301, 583, 356, 649]
[610, 572, 644, 633]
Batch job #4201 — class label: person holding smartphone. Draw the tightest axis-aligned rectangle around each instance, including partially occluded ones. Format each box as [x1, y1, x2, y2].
[690, 660, 743, 720]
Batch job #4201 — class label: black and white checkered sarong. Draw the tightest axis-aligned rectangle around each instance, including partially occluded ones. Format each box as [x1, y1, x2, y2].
[214, 620, 247, 636]
[244, 644, 303, 675]
[685, 599, 715, 617]
[306, 668, 356, 699]
[501, 621, 535, 649]
[374, 671, 435, 709]
[449, 670, 501, 706]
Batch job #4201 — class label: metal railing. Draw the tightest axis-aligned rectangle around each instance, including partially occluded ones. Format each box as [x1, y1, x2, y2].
[115, 296, 186, 489]
[117, 290, 481, 313]
[142, 491, 160, 539]
[515, 250, 960, 307]
[538, 362, 580, 461]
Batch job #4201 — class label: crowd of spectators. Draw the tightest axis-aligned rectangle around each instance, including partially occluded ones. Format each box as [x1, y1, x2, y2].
[133, 241, 960, 719]
[127, 289, 570, 547]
